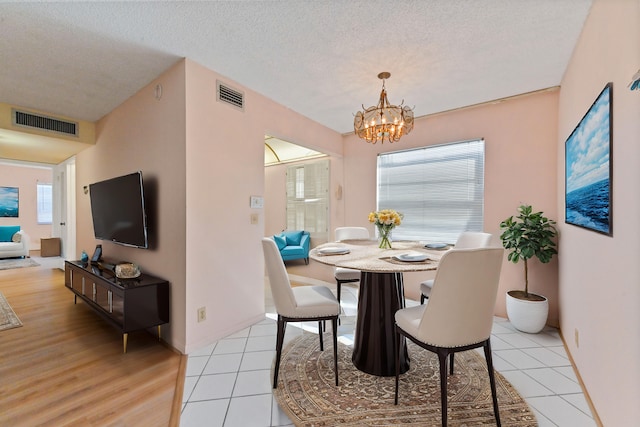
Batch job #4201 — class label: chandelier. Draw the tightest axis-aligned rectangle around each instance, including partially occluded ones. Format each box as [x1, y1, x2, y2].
[354, 72, 414, 144]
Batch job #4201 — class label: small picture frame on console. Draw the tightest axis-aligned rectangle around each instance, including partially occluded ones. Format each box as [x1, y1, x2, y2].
[91, 244, 103, 264]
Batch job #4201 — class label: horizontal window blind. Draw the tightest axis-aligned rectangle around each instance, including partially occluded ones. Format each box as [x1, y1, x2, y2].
[377, 139, 484, 243]
[37, 183, 53, 224]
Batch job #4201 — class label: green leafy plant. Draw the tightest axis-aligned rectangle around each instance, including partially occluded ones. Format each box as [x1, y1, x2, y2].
[499, 204, 558, 299]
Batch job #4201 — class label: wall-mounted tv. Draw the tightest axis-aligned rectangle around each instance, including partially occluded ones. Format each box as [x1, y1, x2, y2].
[89, 171, 149, 248]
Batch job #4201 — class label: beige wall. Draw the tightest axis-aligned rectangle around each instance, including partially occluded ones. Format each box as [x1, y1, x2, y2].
[0, 162, 52, 249]
[558, 0, 640, 424]
[76, 60, 188, 351]
[264, 164, 287, 237]
[342, 90, 560, 324]
[182, 59, 342, 352]
[182, 59, 266, 352]
[74, 59, 343, 353]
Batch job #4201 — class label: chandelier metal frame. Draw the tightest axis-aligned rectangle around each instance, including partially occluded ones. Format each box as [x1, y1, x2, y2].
[354, 72, 414, 144]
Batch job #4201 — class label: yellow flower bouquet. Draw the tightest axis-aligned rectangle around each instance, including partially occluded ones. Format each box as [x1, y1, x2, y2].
[368, 209, 403, 249]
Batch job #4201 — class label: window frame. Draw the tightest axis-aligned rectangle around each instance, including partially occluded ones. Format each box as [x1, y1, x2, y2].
[376, 139, 485, 243]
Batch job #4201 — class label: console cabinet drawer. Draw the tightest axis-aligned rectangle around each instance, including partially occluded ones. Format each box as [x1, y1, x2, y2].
[64, 261, 169, 350]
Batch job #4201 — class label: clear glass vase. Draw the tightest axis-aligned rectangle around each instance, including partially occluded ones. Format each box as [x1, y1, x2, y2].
[377, 226, 393, 249]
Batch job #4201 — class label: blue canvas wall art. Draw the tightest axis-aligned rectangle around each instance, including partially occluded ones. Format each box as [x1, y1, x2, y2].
[565, 83, 612, 236]
[0, 186, 19, 217]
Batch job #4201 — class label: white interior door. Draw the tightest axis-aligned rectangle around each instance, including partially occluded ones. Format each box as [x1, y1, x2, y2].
[52, 157, 76, 262]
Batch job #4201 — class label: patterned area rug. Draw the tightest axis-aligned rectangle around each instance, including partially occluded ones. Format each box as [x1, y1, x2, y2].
[273, 334, 537, 426]
[0, 258, 40, 271]
[0, 291, 22, 331]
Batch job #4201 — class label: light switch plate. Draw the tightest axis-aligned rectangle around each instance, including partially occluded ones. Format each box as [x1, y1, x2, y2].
[250, 196, 264, 209]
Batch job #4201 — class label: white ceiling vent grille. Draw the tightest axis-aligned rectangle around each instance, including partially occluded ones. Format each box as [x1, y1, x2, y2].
[12, 109, 78, 137]
[217, 81, 244, 111]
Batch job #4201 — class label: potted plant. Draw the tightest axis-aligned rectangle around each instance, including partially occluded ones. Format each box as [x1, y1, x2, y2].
[499, 204, 558, 333]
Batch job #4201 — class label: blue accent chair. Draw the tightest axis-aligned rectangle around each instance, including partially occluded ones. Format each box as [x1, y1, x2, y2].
[273, 230, 310, 264]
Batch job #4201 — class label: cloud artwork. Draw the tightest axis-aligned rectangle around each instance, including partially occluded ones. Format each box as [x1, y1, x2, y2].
[565, 83, 612, 235]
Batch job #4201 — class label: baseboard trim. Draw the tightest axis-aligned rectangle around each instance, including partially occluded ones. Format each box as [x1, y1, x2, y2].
[559, 329, 603, 426]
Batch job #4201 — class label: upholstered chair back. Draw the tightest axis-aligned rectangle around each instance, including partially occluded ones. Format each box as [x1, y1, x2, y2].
[418, 247, 504, 347]
[454, 231, 493, 248]
[335, 227, 370, 241]
[262, 238, 298, 317]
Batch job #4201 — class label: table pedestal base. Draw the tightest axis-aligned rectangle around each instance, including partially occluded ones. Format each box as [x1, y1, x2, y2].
[352, 272, 409, 376]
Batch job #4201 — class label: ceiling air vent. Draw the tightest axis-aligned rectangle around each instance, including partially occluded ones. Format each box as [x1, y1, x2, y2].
[12, 109, 78, 137]
[217, 81, 244, 111]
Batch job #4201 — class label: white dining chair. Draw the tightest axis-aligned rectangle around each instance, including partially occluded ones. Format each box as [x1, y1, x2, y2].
[394, 247, 504, 427]
[420, 231, 492, 304]
[333, 226, 370, 305]
[262, 238, 340, 388]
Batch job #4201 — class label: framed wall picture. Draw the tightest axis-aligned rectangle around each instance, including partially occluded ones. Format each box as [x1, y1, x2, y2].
[0, 186, 19, 217]
[565, 82, 613, 236]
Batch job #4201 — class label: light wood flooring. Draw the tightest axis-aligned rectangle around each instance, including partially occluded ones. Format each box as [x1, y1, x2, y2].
[0, 261, 186, 426]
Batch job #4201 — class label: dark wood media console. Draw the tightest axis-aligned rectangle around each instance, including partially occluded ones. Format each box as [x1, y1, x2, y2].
[64, 260, 170, 352]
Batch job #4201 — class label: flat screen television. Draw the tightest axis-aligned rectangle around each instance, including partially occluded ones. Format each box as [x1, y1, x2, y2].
[89, 171, 149, 249]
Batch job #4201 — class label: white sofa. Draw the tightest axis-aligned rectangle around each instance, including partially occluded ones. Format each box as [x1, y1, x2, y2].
[0, 229, 30, 259]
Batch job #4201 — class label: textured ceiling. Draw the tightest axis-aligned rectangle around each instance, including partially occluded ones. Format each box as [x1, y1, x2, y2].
[0, 1, 592, 162]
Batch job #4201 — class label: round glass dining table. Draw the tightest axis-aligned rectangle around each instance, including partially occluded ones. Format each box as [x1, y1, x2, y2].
[309, 239, 447, 377]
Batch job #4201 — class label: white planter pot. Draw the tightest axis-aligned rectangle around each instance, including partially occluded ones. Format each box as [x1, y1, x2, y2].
[505, 291, 549, 334]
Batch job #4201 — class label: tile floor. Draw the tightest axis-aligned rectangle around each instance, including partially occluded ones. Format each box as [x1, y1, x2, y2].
[181, 276, 597, 427]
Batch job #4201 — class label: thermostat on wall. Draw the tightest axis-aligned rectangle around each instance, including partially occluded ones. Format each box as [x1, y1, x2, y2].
[250, 196, 264, 209]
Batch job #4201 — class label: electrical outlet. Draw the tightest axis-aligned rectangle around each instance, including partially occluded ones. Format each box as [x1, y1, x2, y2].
[574, 328, 579, 348]
[250, 213, 259, 224]
[197, 307, 206, 323]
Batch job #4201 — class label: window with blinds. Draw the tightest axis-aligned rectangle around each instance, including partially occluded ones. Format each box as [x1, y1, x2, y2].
[377, 139, 485, 243]
[286, 159, 329, 240]
[37, 182, 53, 224]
